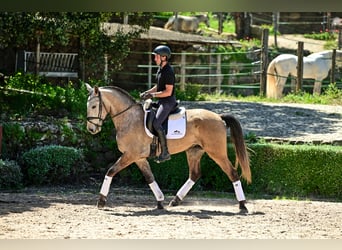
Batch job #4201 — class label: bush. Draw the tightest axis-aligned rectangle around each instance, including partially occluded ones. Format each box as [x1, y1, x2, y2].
[21, 145, 86, 185]
[120, 143, 342, 199]
[247, 143, 342, 198]
[0, 159, 23, 190]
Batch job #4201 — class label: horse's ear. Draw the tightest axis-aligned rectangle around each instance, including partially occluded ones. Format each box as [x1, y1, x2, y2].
[85, 83, 93, 93]
[94, 85, 99, 95]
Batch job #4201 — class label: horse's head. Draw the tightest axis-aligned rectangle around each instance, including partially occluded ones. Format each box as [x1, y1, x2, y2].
[86, 83, 108, 135]
[196, 14, 210, 28]
[203, 14, 210, 28]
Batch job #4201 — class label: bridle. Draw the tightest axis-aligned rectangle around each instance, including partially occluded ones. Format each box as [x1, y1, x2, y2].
[86, 89, 139, 129]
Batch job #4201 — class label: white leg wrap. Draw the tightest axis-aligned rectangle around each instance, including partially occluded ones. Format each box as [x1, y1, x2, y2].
[176, 179, 195, 200]
[100, 175, 113, 197]
[149, 181, 164, 201]
[233, 180, 246, 201]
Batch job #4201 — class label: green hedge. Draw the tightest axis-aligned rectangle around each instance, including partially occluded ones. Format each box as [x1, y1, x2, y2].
[117, 143, 342, 199]
[0, 159, 23, 190]
[247, 143, 342, 198]
[21, 145, 86, 185]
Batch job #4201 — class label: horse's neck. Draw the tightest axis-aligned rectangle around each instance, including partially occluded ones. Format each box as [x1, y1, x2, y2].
[196, 15, 207, 23]
[102, 89, 141, 122]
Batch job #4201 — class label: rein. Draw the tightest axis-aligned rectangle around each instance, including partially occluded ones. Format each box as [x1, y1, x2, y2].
[87, 89, 140, 128]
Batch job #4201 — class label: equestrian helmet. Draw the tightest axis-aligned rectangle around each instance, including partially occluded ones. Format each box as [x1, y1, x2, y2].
[152, 45, 171, 60]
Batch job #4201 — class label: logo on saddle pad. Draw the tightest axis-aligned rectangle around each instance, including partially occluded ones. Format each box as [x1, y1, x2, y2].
[143, 100, 186, 139]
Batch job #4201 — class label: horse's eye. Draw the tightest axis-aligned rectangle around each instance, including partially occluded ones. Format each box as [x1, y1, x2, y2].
[92, 105, 96, 109]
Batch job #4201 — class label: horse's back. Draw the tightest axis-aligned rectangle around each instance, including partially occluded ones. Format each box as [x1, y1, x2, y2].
[272, 54, 298, 74]
[185, 108, 226, 133]
[164, 15, 199, 32]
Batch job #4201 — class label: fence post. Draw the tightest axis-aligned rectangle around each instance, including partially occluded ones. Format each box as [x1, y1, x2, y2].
[330, 49, 336, 84]
[259, 28, 269, 96]
[216, 53, 222, 93]
[180, 51, 186, 91]
[296, 41, 304, 93]
[35, 35, 41, 75]
[0, 125, 2, 158]
[338, 28, 342, 50]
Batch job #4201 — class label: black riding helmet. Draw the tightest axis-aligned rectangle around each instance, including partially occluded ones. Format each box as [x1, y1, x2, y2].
[152, 45, 171, 60]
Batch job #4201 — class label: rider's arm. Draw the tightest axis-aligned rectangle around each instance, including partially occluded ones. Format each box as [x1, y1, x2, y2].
[152, 84, 173, 98]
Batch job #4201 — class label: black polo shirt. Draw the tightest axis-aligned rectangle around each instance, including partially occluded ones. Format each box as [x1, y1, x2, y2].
[156, 63, 176, 101]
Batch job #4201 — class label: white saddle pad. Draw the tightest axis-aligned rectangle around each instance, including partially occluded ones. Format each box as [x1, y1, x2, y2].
[144, 107, 187, 139]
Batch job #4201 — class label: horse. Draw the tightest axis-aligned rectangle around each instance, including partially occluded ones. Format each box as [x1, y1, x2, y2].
[85, 83, 251, 213]
[266, 50, 342, 99]
[164, 14, 210, 33]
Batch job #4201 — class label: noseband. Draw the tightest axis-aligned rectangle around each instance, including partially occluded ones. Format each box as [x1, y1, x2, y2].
[87, 90, 105, 128]
[87, 89, 139, 129]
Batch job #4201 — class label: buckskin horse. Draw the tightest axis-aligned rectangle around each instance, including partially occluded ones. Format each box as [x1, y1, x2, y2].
[266, 50, 342, 99]
[86, 83, 251, 213]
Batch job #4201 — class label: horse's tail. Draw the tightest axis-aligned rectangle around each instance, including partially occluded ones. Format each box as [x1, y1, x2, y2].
[221, 114, 251, 184]
[266, 58, 279, 98]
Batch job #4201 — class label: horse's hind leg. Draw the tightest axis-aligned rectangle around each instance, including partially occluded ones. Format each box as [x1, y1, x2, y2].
[313, 79, 322, 95]
[205, 149, 248, 213]
[169, 145, 204, 206]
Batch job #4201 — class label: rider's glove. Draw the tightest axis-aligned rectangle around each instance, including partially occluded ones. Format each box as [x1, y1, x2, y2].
[140, 92, 153, 100]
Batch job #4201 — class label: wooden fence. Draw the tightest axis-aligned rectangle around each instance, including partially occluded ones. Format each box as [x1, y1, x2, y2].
[121, 28, 342, 96]
[16, 51, 79, 78]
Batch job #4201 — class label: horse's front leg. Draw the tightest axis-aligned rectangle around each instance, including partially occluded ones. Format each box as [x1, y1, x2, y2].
[135, 159, 164, 209]
[97, 154, 133, 208]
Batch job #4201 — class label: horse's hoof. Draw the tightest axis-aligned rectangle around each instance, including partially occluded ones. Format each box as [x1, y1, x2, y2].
[97, 196, 107, 209]
[239, 207, 249, 214]
[239, 201, 248, 214]
[157, 201, 164, 209]
[169, 196, 181, 207]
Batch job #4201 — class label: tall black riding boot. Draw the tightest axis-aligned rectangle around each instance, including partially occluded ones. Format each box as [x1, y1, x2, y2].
[155, 128, 171, 163]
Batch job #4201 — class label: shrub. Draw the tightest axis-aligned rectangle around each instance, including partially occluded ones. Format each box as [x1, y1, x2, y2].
[247, 143, 342, 198]
[21, 145, 86, 185]
[120, 143, 342, 199]
[1, 123, 26, 160]
[0, 159, 23, 190]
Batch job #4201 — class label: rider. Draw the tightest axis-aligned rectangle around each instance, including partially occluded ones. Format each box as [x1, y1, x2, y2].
[140, 45, 177, 163]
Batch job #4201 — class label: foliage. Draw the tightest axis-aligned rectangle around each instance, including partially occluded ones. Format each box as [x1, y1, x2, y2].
[0, 12, 152, 76]
[200, 83, 342, 105]
[0, 159, 23, 190]
[1, 123, 26, 160]
[248, 143, 342, 198]
[303, 31, 337, 41]
[175, 83, 205, 101]
[2, 73, 89, 117]
[21, 145, 86, 185]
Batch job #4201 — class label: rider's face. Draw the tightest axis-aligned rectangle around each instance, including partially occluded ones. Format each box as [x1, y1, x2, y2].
[154, 54, 161, 65]
[154, 54, 166, 66]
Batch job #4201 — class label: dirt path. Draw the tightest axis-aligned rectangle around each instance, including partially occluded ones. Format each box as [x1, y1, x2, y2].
[268, 34, 327, 53]
[0, 187, 341, 239]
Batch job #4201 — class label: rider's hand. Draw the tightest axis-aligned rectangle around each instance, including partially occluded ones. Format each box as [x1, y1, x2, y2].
[140, 92, 153, 100]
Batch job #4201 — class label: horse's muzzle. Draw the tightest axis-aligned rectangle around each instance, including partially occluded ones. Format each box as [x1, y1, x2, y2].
[87, 122, 102, 134]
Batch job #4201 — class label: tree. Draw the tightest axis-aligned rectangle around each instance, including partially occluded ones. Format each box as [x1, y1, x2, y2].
[232, 12, 251, 40]
[0, 12, 153, 78]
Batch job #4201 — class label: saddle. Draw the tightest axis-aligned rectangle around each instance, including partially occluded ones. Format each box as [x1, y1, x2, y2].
[143, 99, 187, 139]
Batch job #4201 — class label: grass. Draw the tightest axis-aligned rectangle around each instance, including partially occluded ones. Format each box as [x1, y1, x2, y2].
[199, 83, 342, 105]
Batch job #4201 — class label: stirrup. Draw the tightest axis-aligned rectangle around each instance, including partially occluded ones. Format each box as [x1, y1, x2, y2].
[154, 153, 171, 163]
